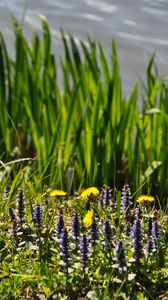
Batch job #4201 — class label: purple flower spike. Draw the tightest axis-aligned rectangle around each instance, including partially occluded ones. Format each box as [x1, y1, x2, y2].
[9, 207, 20, 243]
[9, 207, 17, 222]
[72, 213, 80, 251]
[80, 234, 89, 271]
[102, 186, 112, 207]
[147, 235, 155, 256]
[60, 227, 70, 275]
[121, 184, 132, 217]
[103, 219, 113, 248]
[72, 213, 80, 240]
[90, 219, 99, 247]
[33, 204, 43, 235]
[131, 218, 143, 266]
[4, 185, 10, 199]
[56, 210, 64, 237]
[153, 219, 161, 246]
[147, 217, 153, 237]
[116, 240, 127, 274]
[17, 189, 25, 225]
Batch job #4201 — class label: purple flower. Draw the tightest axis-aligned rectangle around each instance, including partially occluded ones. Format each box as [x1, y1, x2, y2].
[153, 219, 161, 246]
[3, 185, 10, 199]
[33, 204, 43, 235]
[147, 217, 153, 237]
[80, 234, 89, 271]
[90, 219, 99, 247]
[72, 213, 80, 251]
[116, 240, 127, 274]
[60, 228, 70, 275]
[9, 207, 17, 222]
[56, 210, 64, 237]
[147, 235, 155, 256]
[72, 213, 80, 239]
[17, 189, 25, 225]
[101, 186, 112, 207]
[131, 218, 143, 266]
[121, 184, 132, 218]
[103, 219, 113, 248]
[9, 207, 20, 243]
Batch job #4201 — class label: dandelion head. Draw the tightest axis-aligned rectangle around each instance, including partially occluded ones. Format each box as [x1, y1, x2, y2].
[137, 195, 155, 203]
[83, 209, 94, 228]
[49, 189, 67, 197]
[80, 187, 99, 200]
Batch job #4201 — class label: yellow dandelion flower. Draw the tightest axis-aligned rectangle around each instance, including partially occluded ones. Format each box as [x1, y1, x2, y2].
[83, 209, 94, 228]
[49, 189, 67, 197]
[137, 195, 155, 203]
[80, 187, 99, 200]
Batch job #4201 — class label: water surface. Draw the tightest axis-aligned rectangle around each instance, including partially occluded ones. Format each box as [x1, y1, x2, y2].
[0, 0, 168, 95]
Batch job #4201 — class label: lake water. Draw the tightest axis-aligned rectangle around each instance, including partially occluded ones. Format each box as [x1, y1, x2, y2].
[0, 0, 168, 96]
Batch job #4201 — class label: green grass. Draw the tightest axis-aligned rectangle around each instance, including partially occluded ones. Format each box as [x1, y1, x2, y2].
[0, 16, 168, 201]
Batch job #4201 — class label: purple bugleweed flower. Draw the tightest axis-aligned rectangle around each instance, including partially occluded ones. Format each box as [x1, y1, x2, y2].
[72, 213, 80, 250]
[90, 219, 99, 247]
[56, 210, 64, 237]
[3, 185, 10, 199]
[132, 218, 143, 266]
[146, 217, 156, 256]
[116, 240, 127, 274]
[103, 219, 113, 248]
[17, 189, 25, 225]
[121, 184, 132, 218]
[147, 235, 155, 256]
[60, 228, 70, 275]
[9, 207, 20, 243]
[153, 219, 161, 246]
[147, 218, 153, 237]
[101, 186, 112, 207]
[80, 234, 89, 271]
[33, 204, 43, 235]
[9, 207, 17, 222]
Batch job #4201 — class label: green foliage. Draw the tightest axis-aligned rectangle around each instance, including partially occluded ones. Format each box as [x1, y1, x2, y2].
[0, 17, 168, 203]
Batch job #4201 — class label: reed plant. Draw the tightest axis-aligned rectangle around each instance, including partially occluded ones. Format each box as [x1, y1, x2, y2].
[0, 16, 167, 205]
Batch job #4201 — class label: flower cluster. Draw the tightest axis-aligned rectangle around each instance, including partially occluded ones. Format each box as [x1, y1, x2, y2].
[7, 184, 163, 279]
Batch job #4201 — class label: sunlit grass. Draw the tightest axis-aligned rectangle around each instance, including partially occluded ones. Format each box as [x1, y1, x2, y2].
[0, 17, 167, 204]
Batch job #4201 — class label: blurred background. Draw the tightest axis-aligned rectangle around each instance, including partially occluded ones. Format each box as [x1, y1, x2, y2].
[0, 0, 168, 96]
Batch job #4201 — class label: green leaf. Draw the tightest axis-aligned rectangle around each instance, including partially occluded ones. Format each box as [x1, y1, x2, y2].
[42, 285, 51, 297]
[128, 273, 136, 281]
